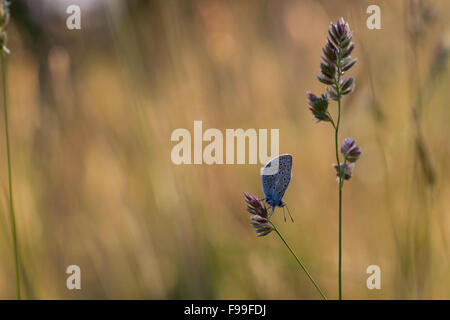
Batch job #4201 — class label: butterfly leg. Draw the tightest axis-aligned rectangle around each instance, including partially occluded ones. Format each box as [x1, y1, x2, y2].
[269, 206, 275, 218]
[285, 204, 294, 222]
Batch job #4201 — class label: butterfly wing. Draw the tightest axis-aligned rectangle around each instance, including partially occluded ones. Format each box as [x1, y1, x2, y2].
[261, 154, 292, 209]
[273, 154, 292, 204]
[261, 170, 276, 202]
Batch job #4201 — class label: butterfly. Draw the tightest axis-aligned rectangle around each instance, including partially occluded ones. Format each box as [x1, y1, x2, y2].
[260, 154, 293, 222]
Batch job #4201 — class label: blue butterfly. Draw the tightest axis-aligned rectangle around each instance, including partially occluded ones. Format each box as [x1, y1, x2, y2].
[261, 154, 293, 221]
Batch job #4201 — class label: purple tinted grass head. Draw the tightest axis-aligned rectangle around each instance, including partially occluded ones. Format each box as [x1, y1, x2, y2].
[244, 192, 268, 218]
[243, 192, 272, 237]
[324, 18, 357, 97]
[306, 92, 331, 123]
[333, 138, 361, 181]
[249, 215, 273, 237]
[333, 163, 354, 181]
[307, 18, 357, 121]
[319, 18, 356, 95]
[340, 138, 362, 163]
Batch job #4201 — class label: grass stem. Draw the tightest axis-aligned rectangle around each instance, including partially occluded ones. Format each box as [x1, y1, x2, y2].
[334, 54, 343, 301]
[269, 220, 327, 300]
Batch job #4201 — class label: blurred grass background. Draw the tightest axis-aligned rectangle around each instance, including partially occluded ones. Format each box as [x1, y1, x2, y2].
[0, 0, 449, 299]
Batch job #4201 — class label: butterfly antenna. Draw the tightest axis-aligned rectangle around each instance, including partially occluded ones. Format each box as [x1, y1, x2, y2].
[282, 206, 287, 222]
[285, 204, 294, 222]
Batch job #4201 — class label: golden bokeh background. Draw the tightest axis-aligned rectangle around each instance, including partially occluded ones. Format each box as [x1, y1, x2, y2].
[0, 0, 449, 299]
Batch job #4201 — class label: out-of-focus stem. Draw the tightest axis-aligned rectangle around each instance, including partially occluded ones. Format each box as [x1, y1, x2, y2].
[1, 49, 21, 300]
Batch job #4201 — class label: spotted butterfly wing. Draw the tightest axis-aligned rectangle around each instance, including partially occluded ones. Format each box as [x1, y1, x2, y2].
[261, 154, 292, 211]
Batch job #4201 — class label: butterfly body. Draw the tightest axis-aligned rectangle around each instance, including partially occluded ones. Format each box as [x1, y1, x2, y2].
[261, 154, 292, 212]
